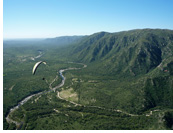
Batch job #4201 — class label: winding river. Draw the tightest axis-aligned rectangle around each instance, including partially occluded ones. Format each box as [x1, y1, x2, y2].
[6, 55, 87, 129]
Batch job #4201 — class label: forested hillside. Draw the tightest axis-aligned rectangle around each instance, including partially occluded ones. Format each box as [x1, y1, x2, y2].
[65, 29, 173, 113]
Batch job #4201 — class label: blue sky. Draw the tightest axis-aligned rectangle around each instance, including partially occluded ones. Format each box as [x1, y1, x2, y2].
[3, 0, 173, 39]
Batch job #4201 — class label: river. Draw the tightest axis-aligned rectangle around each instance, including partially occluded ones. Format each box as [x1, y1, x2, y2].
[6, 52, 87, 129]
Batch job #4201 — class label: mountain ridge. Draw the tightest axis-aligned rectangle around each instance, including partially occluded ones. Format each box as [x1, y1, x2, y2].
[67, 29, 173, 76]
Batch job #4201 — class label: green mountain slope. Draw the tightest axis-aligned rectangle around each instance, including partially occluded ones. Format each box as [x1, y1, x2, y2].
[61, 29, 173, 114]
[71, 29, 173, 76]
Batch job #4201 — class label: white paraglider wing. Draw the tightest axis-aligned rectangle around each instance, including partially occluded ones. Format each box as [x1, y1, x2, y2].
[32, 61, 46, 75]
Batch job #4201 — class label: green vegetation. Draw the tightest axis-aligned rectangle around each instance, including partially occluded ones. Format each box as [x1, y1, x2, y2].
[3, 29, 173, 130]
[7, 92, 173, 130]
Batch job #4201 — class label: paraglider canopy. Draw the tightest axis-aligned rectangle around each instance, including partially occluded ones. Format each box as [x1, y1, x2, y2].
[32, 61, 46, 75]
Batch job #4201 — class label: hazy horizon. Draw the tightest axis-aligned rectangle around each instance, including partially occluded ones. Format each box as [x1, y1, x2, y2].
[4, 28, 173, 40]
